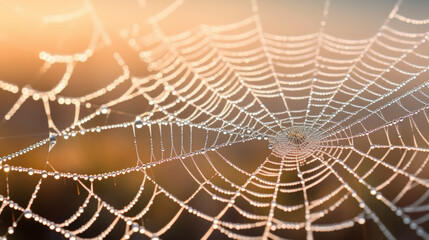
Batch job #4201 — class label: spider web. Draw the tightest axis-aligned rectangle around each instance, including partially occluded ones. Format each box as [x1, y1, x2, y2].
[1, 0, 429, 239]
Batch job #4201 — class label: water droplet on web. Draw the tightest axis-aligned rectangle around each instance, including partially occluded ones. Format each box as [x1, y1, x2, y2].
[357, 215, 366, 224]
[135, 116, 143, 129]
[24, 209, 32, 219]
[49, 133, 57, 152]
[101, 105, 109, 114]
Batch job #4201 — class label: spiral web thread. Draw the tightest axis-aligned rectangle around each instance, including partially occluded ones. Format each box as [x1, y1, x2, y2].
[1, 0, 429, 239]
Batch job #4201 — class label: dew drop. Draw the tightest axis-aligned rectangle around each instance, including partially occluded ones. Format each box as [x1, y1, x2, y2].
[24, 209, 32, 219]
[135, 117, 143, 129]
[49, 133, 57, 152]
[54, 172, 60, 180]
[101, 105, 109, 114]
[3, 164, 10, 173]
[357, 216, 366, 225]
[131, 223, 139, 232]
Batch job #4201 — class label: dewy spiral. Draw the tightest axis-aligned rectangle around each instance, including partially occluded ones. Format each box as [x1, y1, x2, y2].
[0, 0, 429, 239]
